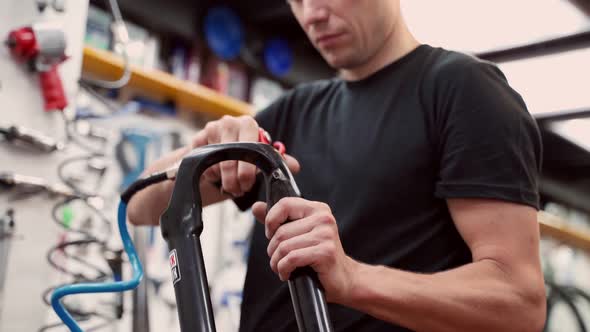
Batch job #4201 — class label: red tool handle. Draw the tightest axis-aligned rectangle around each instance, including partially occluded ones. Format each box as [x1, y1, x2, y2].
[40, 65, 67, 111]
[258, 128, 286, 155]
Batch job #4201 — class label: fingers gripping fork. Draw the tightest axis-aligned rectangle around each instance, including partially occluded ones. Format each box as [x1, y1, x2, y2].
[160, 142, 334, 332]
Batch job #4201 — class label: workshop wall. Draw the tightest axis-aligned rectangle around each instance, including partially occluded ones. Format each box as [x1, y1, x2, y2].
[1, 1, 590, 332]
[0, 1, 89, 330]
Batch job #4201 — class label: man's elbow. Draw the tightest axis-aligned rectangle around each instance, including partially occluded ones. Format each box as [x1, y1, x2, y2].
[513, 282, 546, 332]
[527, 287, 547, 332]
[491, 262, 546, 332]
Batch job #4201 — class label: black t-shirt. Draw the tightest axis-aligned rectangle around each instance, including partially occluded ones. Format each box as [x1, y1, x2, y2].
[236, 44, 542, 332]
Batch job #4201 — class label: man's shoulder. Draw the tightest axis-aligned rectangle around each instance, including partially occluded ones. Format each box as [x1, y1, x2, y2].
[424, 46, 503, 84]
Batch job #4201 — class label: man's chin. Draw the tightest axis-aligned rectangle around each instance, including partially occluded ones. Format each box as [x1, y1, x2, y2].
[326, 58, 364, 73]
[318, 49, 363, 70]
[322, 54, 354, 70]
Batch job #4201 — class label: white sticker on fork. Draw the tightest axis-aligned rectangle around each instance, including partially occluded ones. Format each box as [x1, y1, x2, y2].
[169, 249, 181, 285]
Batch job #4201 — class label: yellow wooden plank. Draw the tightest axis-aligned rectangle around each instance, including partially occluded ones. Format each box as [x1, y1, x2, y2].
[81, 46, 254, 118]
[538, 211, 590, 253]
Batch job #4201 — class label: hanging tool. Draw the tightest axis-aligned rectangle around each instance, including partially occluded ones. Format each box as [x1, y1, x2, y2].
[544, 279, 589, 332]
[72, 120, 110, 145]
[0, 208, 15, 302]
[0, 172, 102, 209]
[57, 155, 109, 198]
[36, 0, 66, 13]
[0, 172, 77, 198]
[5, 22, 68, 111]
[116, 129, 162, 191]
[51, 141, 333, 331]
[0, 123, 65, 152]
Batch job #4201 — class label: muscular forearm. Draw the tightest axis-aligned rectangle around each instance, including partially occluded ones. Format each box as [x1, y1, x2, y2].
[127, 177, 228, 225]
[343, 259, 545, 332]
[127, 147, 230, 225]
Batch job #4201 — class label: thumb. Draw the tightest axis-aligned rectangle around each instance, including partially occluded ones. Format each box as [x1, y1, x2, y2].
[252, 201, 268, 224]
[283, 154, 301, 174]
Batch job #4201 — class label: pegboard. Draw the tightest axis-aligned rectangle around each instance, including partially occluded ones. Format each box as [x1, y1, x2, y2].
[0, 2, 254, 330]
[0, 1, 89, 330]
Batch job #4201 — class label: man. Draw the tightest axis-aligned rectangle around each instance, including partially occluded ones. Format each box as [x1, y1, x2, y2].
[128, 0, 546, 331]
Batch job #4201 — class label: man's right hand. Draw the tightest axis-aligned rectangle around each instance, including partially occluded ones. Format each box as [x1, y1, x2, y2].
[127, 115, 300, 226]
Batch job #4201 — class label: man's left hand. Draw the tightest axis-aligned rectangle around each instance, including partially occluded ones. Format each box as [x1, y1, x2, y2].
[252, 197, 359, 304]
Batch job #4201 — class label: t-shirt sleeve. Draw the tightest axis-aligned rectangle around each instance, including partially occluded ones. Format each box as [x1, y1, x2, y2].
[433, 58, 543, 209]
[232, 92, 295, 211]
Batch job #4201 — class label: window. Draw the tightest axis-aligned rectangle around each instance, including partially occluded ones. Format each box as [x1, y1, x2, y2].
[402, 0, 589, 53]
[498, 48, 590, 115]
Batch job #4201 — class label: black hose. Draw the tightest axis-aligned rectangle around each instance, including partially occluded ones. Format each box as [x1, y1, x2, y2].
[51, 199, 95, 239]
[61, 112, 106, 156]
[43, 82, 121, 332]
[545, 281, 587, 332]
[120, 171, 169, 203]
[57, 156, 101, 199]
[38, 313, 116, 332]
[46, 239, 110, 280]
[38, 316, 92, 332]
[52, 198, 113, 239]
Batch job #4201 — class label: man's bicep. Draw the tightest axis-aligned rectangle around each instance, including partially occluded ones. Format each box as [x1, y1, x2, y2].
[447, 198, 541, 272]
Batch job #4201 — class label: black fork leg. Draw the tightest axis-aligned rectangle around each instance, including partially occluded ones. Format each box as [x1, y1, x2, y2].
[160, 143, 334, 332]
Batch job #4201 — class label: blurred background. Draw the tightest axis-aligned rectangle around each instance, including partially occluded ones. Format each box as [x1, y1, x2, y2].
[0, 0, 589, 331]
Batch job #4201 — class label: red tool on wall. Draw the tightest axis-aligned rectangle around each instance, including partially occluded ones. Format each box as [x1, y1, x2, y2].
[5, 23, 68, 112]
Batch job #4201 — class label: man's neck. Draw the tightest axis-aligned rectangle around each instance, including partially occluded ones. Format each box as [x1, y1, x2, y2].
[340, 21, 420, 82]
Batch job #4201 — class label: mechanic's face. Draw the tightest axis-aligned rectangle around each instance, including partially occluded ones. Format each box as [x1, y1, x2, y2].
[287, 0, 399, 70]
